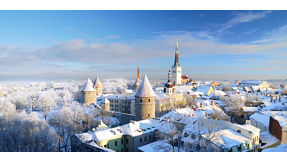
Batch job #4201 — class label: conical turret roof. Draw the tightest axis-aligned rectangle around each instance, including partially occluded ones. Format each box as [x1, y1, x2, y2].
[82, 78, 96, 91]
[134, 77, 141, 86]
[135, 74, 155, 97]
[94, 76, 103, 89]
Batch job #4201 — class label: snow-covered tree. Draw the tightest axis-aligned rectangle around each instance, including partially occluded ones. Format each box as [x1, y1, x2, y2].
[10, 92, 30, 111]
[0, 112, 58, 152]
[0, 100, 16, 119]
[36, 90, 58, 120]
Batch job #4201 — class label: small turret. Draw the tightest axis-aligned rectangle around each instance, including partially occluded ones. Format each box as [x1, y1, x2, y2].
[93, 76, 103, 95]
[134, 67, 141, 91]
[164, 69, 175, 95]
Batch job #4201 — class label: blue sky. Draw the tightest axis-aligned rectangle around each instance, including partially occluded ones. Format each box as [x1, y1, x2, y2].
[0, 10, 287, 81]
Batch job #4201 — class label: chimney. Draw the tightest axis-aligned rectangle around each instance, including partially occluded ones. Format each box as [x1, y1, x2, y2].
[200, 103, 204, 109]
[246, 120, 251, 125]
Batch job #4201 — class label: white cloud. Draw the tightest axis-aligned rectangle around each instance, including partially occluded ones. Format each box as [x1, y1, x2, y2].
[1, 25, 287, 81]
[218, 11, 272, 33]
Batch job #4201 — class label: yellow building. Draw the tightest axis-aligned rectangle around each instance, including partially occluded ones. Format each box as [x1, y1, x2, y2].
[259, 81, 269, 89]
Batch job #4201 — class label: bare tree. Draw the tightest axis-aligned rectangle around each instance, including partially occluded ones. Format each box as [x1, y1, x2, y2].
[157, 119, 185, 152]
[222, 82, 232, 92]
[219, 95, 243, 122]
[181, 120, 220, 152]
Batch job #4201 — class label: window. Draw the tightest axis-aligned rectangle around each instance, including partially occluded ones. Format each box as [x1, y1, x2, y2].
[107, 144, 109, 148]
[144, 136, 146, 141]
[140, 138, 142, 143]
[115, 141, 118, 146]
[104, 145, 107, 148]
[148, 114, 150, 118]
[149, 135, 151, 140]
[121, 139, 123, 145]
[140, 99, 142, 102]
[126, 139, 128, 144]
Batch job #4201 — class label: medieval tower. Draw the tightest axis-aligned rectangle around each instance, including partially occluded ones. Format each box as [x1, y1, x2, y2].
[134, 67, 141, 91]
[171, 41, 182, 85]
[81, 78, 97, 105]
[135, 74, 156, 121]
[93, 76, 103, 95]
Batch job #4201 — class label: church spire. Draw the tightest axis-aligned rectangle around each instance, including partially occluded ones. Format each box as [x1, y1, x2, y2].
[174, 40, 180, 66]
[137, 67, 140, 79]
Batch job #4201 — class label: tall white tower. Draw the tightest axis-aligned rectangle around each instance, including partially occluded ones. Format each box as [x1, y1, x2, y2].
[171, 41, 182, 85]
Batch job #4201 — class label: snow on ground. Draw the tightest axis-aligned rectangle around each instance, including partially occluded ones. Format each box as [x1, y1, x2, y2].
[242, 107, 259, 113]
[263, 144, 287, 152]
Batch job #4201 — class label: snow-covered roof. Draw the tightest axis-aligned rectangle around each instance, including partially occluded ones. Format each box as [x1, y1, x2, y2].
[195, 85, 212, 95]
[262, 111, 287, 128]
[94, 116, 120, 127]
[174, 85, 193, 94]
[263, 144, 287, 152]
[93, 76, 103, 89]
[160, 108, 206, 124]
[240, 80, 261, 85]
[242, 107, 259, 113]
[202, 129, 250, 149]
[96, 120, 108, 130]
[234, 124, 261, 133]
[138, 140, 177, 152]
[82, 78, 96, 92]
[107, 93, 135, 100]
[77, 119, 159, 143]
[135, 74, 155, 97]
[155, 92, 171, 101]
[250, 113, 270, 127]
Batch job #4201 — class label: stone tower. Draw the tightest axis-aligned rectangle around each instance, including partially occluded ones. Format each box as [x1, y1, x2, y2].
[101, 97, 110, 112]
[82, 78, 97, 105]
[135, 74, 156, 121]
[171, 41, 182, 85]
[134, 67, 141, 91]
[93, 76, 103, 95]
[164, 69, 175, 95]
